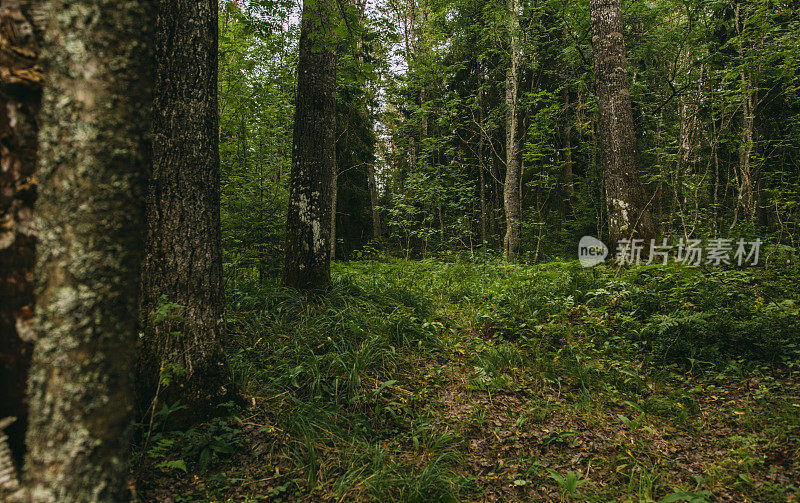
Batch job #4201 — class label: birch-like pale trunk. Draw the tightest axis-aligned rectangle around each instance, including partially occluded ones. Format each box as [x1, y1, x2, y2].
[503, 0, 522, 261]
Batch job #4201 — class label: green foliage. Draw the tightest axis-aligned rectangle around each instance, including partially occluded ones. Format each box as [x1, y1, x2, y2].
[219, 1, 296, 281]
[548, 469, 589, 499]
[144, 401, 242, 474]
[133, 260, 800, 501]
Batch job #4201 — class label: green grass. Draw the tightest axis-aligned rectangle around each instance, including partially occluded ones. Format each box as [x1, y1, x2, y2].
[132, 258, 800, 502]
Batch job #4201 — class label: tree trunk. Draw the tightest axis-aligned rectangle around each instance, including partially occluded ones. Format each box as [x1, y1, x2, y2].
[562, 84, 575, 197]
[479, 136, 488, 250]
[367, 163, 381, 240]
[492, 154, 502, 236]
[331, 167, 338, 260]
[139, 0, 236, 426]
[503, 0, 521, 261]
[562, 23, 575, 202]
[589, 0, 655, 244]
[477, 79, 487, 250]
[357, 0, 379, 243]
[20, 0, 154, 499]
[733, 2, 756, 225]
[282, 0, 338, 289]
[0, 0, 40, 475]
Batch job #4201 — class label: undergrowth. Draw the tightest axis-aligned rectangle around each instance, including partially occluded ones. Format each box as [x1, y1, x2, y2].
[133, 258, 800, 502]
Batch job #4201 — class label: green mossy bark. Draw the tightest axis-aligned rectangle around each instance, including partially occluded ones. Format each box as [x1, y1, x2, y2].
[21, 0, 154, 501]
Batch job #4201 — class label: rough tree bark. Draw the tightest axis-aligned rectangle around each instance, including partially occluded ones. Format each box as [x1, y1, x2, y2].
[13, 0, 154, 499]
[589, 0, 655, 244]
[282, 0, 338, 289]
[139, 0, 237, 425]
[0, 0, 40, 477]
[503, 0, 522, 261]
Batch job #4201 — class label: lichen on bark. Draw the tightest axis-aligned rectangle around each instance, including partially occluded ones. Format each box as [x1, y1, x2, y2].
[589, 0, 655, 245]
[21, 0, 155, 500]
[281, 0, 338, 289]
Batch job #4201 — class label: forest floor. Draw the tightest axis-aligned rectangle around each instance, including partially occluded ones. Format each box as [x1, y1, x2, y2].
[133, 259, 800, 502]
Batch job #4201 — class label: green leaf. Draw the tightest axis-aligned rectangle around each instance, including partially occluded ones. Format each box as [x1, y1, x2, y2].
[156, 459, 187, 473]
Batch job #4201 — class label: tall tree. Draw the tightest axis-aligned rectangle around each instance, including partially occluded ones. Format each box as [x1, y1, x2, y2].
[589, 0, 654, 244]
[368, 163, 381, 240]
[138, 0, 236, 425]
[282, 0, 339, 289]
[1, 0, 155, 498]
[331, 162, 338, 260]
[356, 0, 381, 244]
[733, 1, 757, 225]
[0, 0, 41, 475]
[503, 0, 522, 260]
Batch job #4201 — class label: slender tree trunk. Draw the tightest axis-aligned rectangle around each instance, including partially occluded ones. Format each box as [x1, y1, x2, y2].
[503, 0, 521, 261]
[0, 0, 40, 477]
[331, 167, 337, 260]
[734, 2, 756, 225]
[15, 0, 154, 499]
[282, 0, 338, 289]
[562, 85, 575, 197]
[367, 163, 381, 239]
[476, 78, 488, 249]
[356, 13, 381, 242]
[589, 0, 655, 244]
[478, 128, 488, 250]
[562, 24, 575, 202]
[438, 203, 445, 238]
[712, 117, 720, 233]
[139, 0, 236, 426]
[492, 154, 502, 236]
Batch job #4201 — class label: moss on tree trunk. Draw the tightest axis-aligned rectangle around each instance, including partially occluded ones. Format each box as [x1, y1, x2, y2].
[21, 0, 154, 500]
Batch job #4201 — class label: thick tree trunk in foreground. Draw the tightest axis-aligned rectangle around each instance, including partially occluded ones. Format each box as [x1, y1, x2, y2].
[139, 0, 236, 425]
[503, 0, 521, 261]
[590, 0, 654, 244]
[0, 0, 40, 475]
[19, 0, 154, 499]
[282, 0, 338, 289]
